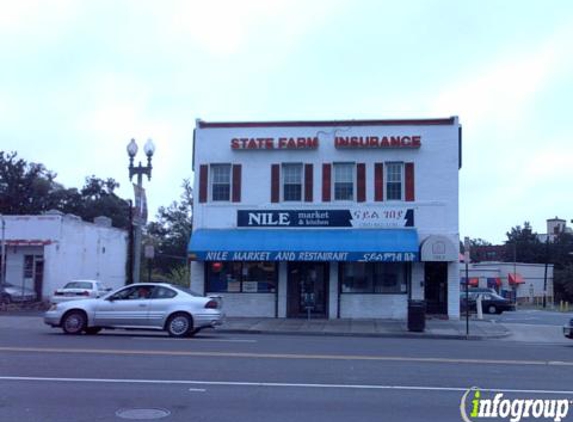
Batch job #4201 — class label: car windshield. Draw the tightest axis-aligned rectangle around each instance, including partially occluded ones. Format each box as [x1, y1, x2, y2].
[64, 281, 94, 289]
[170, 285, 202, 297]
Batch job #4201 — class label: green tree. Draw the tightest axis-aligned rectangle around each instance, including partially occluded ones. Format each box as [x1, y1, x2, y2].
[76, 176, 131, 229]
[0, 151, 57, 214]
[550, 232, 573, 302]
[554, 262, 573, 302]
[0, 151, 130, 229]
[504, 222, 545, 263]
[146, 179, 193, 277]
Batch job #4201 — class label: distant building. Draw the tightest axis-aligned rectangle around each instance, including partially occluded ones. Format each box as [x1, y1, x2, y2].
[471, 245, 507, 263]
[460, 262, 554, 304]
[538, 217, 572, 243]
[0, 212, 127, 301]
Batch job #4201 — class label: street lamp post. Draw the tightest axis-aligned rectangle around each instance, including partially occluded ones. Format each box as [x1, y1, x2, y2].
[126, 138, 156, 284]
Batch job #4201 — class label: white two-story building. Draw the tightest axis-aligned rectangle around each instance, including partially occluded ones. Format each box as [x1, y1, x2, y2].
[189, 117, 462, 319]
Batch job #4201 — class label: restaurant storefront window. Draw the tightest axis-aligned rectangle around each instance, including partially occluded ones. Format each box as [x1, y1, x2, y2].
[206, 261, 277, 293]
[339, 262, 409, 294]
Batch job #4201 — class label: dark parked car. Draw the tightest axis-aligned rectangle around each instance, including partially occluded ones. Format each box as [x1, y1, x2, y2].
[0, 288, 11, 304]
[461, 291, 515, 314]
[564, 318, 573, 339]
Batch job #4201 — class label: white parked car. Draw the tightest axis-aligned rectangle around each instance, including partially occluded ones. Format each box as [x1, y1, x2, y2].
[51, 280, 112, 304]
[44, 283, 224, 337]
[0, 282, 37, 303]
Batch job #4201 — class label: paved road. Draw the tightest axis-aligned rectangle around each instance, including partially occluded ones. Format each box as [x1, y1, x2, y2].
[1, 318, 573, 421]
[481, 309, 572, 345]
[488, 309, 572, 326]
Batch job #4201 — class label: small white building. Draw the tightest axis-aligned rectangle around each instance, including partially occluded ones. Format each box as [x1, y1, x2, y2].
[189, 117, 462, 320]
[538, 217, 572, 243]
[0, 213, 128, 300]
[460, 262, 554, 304]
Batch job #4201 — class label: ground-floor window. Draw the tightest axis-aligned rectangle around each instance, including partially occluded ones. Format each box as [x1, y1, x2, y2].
[339, 262, 409, 294]
[206, 261, 277, 293]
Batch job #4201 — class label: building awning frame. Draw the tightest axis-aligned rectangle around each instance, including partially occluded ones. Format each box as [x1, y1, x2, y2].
[188, 229, 419, 262]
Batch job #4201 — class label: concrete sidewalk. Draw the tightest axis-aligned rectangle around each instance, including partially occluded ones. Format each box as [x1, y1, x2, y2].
[218, 316, 509, 340]
[0, 311, 510, 340]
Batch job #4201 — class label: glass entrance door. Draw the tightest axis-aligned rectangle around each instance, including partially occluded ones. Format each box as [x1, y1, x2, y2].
[287, 262, 328, 318]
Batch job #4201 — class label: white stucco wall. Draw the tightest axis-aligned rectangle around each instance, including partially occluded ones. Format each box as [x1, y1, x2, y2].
[2, 214, 127, 299]
[192, 121, 459, 232]
[339, 295, 408, 319]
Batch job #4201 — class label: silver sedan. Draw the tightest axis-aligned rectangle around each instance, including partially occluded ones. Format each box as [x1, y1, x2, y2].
[44, 283, 224, 337]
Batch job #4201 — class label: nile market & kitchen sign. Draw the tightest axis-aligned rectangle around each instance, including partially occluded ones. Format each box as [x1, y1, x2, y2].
[237, 208, 414, 228]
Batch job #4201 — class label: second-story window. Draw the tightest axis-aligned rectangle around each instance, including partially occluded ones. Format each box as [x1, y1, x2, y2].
[386, 162, 403, 200]
[333, 163, 354, 201]
[282, 163, 303, 201]
[211, 164, 231, 201]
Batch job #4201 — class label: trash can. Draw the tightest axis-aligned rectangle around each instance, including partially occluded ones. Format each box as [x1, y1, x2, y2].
[408, 300, 426, 332]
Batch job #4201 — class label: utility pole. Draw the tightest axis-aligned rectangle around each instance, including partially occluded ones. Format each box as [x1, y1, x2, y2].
[543, 237, 549, 308]
[464, 236, 470, 339]
[0, 214, 6, 288]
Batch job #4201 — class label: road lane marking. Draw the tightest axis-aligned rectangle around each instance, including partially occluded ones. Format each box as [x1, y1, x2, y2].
[130, 338, 258, 343]
[0, 346, 572, 367]
[0, 376, 572, 395]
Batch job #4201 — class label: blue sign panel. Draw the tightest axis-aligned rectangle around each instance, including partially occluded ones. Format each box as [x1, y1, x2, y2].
[197, 251, 418, 262]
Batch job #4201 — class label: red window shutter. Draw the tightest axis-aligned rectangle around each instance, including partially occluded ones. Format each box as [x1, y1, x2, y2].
[357, 163, 366, 202]
[374, 163, 384, 201]
[199, 165, 208, 203]
[271, 164, 280, 203]
[322, 163, 331, 202]
[405, 162, 415, 202]
[232, 164, 242, 202]
[304, 164, 313, 202]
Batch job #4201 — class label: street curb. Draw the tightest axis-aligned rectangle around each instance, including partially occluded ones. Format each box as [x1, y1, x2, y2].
[214, 328, 512, 341]
[0, 313, 513, 341]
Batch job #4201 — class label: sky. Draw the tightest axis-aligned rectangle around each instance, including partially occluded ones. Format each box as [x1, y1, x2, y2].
[1, 0, 572, 244]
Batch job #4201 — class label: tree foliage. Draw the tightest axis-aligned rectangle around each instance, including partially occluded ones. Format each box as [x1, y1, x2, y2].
[0, 151, 57, 214]
[504, 222, 545, 263]
[503, 222, 573, 301]
[146, 179, 193, 276]
[555, 262, 573, 301]
[0, 151, 130, 229]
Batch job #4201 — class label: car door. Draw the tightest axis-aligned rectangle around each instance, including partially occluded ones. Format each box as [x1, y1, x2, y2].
[146, 286, 179, 328]
[93, 285, 153, 327]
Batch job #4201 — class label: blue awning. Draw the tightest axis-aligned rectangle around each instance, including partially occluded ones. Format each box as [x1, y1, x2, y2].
[188, 229, 419, 262]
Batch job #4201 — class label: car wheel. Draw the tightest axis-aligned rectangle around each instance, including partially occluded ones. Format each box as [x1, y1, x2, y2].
[166, 313, 193, 338]
[487, 305, 497, 315]
[62, 310, 87, 335]
[84, 327, 102, 335]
